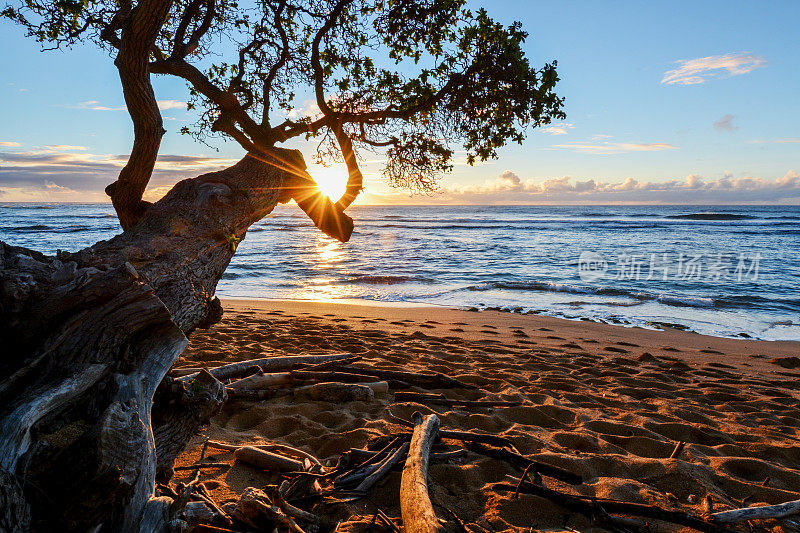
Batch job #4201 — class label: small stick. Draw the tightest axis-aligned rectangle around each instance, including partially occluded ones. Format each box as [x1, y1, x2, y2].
[497, 480, 735, 533]
[669, 441, 686, 459]
[355, 442, 410, 493]
[179, 353, 352, 382]
[394, 392, 522, 407]
[465, 441, 582, 485]
[400, 412, 445, 533]
[174, 462, 230, 471]
[234, 446, 304, 472]
[191, 437, 211, 482]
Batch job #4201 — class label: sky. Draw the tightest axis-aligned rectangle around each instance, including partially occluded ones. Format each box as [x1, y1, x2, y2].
[0, 0, 798, 204]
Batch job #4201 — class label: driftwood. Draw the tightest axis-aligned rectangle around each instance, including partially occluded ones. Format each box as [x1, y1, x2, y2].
[711, 499, 800, 523]
[496, 479, 734, 533]
[232, 487, 305, 533]
[386, 411, 520, 451]
[293, 382, 382, 402]
[208, 440, 322, 469]
[464, 441, 582, 485]
[336, 366, 476, 390]
[400, 413, 445, 533]
[180, 353, 352, 382]
[227, 372, 292, 392]
[394, 391, 523, 407]
[353, 442, 410, 493]
[234, 446, 305, 472]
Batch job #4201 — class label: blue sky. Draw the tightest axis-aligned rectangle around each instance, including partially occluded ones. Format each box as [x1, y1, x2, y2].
[1, 0, 798, 204]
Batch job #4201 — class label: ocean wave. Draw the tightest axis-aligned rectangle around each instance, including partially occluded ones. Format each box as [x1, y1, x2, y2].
[343, 274, 429, 284]
[466, 280, 716, 308]
[666, 213, 755, 220]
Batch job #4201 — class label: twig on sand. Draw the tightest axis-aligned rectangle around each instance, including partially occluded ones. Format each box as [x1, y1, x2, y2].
[336, 366, 477, 390]
[495, 479, 736, 533]
[711, 499, 800, 524]
[174, 462, 230, 471]
[355, 442, 410, 493]
[385, 409, 521, 451]
[400, 412, 445, 533]
[464, 441, 582, 485]
[394, 391, 522, 407]
[669, 440, 686, 459]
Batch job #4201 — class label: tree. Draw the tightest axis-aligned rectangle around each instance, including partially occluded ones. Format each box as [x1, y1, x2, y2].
[0, 0, 564, 530]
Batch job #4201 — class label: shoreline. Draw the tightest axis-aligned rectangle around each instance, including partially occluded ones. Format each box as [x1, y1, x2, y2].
[219, 296, 800, 345]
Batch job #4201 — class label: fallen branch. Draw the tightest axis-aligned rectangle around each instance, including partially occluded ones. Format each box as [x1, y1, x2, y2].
[234, 446, 304, 472]
[386, 410, 520, 451]
[337, 366, 477, 390]
[711, 499, 800, 524]
[496, 479, 735, 533]
[400, 412, 445, 533]
[394, 391, 522, 407]
[356, 442, 410, 493]
[464, 441, 582, 485]
[179, 353, 352, 382]
[174, 463, 231, 471]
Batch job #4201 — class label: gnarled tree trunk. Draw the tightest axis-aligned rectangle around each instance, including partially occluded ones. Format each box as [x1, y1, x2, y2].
[0, 148, 341, 532]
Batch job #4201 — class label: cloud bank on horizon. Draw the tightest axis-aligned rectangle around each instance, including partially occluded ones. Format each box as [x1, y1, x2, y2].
[364, 169, 800, 205]
[2, 145, 797, 205]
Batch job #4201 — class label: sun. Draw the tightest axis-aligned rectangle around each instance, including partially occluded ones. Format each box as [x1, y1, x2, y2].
[310, 165, 348, 201]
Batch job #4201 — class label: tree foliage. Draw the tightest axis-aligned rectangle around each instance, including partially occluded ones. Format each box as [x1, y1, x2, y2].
[2, 0, 565, 203]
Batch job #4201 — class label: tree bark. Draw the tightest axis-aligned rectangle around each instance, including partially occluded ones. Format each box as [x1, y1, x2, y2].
[0, 148, 326, 531]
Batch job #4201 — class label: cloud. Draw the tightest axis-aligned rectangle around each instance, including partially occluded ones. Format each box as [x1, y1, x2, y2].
[661, 53, 766, 85]
[362, 170, 800, 205]
[157, 100, 187, 111]
[66, 100, 186, 112]
[44, 144, 88, 151]
[714, 114, 737, 132]
[542, 123, 574, 135]
[552, 141, 678, 155]
[748, 138, 800, 144]
[0, 147, 238, 201]
[0, 141, 21, 147]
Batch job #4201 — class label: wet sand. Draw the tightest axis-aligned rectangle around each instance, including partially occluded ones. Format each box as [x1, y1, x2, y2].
[172, 298, 800, 532]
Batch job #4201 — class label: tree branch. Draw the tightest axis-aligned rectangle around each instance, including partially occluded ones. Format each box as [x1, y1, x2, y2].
[106, 0, 175, 229]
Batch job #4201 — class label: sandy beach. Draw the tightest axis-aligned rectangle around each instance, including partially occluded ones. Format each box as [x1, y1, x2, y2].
[172, 298, 800, 532]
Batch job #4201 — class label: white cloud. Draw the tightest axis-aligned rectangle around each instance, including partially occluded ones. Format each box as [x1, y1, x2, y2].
[714, 114, 737, 132]
[542, 123, 574, 135]
[748, 139, 800, 144]
[0, 141, 21, 147]
[0, 147, 239, 201]
[552, 141, 678, 155]
[66, 100, 186, 112]
[44, 144, 88, 151]
[157, 99, 187, 111]
[363, 170, 800, 205]
[661, 53, 766, 85]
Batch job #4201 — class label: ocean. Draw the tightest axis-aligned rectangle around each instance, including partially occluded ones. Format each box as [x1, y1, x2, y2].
[2, 203, 799, 340]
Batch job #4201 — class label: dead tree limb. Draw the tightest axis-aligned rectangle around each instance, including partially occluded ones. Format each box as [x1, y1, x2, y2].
[400, 413, 445, 533]
[711, 499, 800, 523]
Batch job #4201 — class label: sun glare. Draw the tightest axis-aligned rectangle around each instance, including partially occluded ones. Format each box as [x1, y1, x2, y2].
[310, 165, 348, 201]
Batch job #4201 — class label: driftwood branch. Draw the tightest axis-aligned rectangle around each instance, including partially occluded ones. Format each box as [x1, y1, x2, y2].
[496, 479, 735, 533]
[400, 413, 444, 533]
[711, 499, 800, 523]
[179, 353, 352, 382]
[394, 392, 522, 407]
